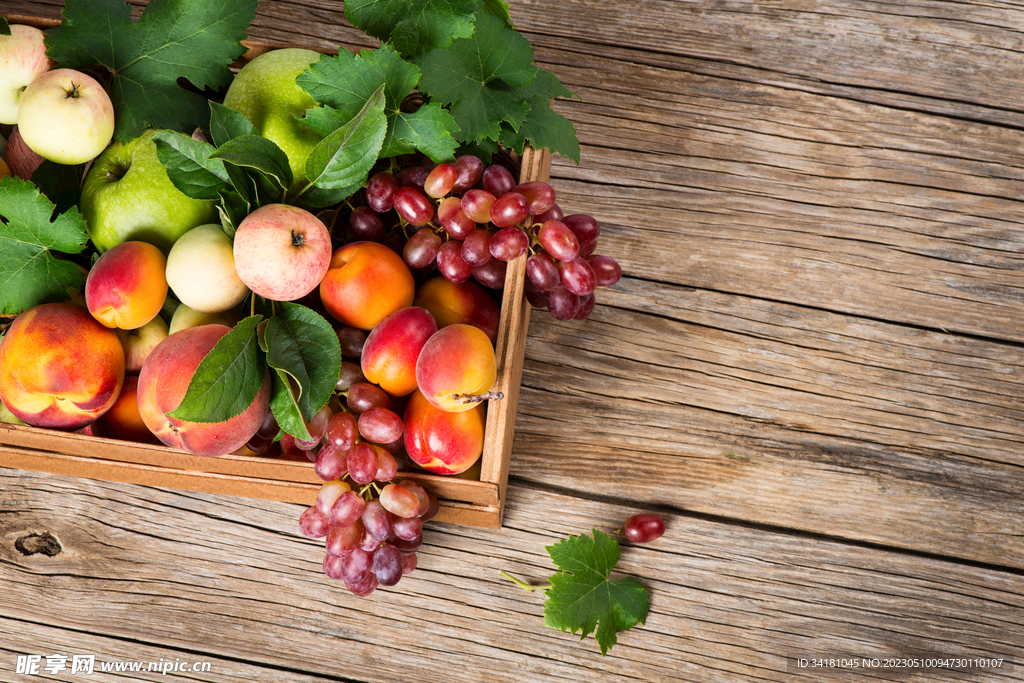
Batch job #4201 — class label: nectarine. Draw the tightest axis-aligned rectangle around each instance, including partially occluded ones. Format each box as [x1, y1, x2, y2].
[404, 389, 485, 474]
[360, 306, 437, 397]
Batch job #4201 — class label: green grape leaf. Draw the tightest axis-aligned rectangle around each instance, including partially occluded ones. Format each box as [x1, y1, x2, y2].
[0, 18, 11, 35]
[344, 0, 479, 60]
[543, 529, 650, 656]
[262, 303, 341, 438]
[46, 0, 257, 143]
[497, 67, 580, 163]
[300, 44, 418, 133]
[299, 45, 458, 163]
[211, 135, 294, 197]
[209, 101, 259, 147]
[482, 0, 512, 26]
[153, 130, 232, 201]
[388, 102, 461, 161]
[0, 177, 89, 316]
[500, 99, 580, 164]
[416, 12, 537, 144]
[167, 315, 266, 423]
[302, 85, 387, 198]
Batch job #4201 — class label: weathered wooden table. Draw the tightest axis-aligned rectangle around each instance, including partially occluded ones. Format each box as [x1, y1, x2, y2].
[2, 1, 1022, 681]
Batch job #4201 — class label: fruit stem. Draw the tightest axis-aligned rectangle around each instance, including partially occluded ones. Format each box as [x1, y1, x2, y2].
[499, 570, 551, 593]
[450, 391, 504, 405]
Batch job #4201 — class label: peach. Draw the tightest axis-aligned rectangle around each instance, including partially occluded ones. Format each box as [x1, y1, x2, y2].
[85, 240, 168, 329]
[414, 276, 500, 341]
[360, 306, 437, 397]
[415, 324, 497, 412]
[117, 315, 169, 374]
[404, 389, 485, 474]
[0, 302, 125, 430]
[93, 375, 160, 444]
[137, 324, 271, 456]
[320, 241, 414, 330]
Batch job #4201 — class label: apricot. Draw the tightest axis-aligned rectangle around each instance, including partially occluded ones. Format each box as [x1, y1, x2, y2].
[414, 276, 500, 341]
[93, 375, 160, 444]
[360, 307, 437, 397]
[0, 303, 125, 430]
[415, 323, 497, 412]
[320, 241, 414, 330]
[85, 240, 168, 329]
[137, 324, 271, 457]
[404, 389, 485, 474]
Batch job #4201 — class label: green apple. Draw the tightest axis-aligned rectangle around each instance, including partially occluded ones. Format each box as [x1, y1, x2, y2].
[81, 129, 218, 254]
[222, 48, 324, 192]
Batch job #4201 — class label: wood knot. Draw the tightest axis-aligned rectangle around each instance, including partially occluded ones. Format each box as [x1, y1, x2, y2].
[15, 532, 62, 557]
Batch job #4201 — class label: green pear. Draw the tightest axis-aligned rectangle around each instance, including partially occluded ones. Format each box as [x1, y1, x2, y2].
[223, 48, 324, 192]
[81, 129, 218, 254]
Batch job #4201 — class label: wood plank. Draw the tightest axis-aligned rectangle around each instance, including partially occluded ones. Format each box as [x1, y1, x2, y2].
[510, 278, 1024, 568]
[14, 0, 1024, 127]
[0, 618, 344, 682]
[1, 471, 1020, 682]
[530, 46, 1024, 341]
[515, 0, 1024, 129]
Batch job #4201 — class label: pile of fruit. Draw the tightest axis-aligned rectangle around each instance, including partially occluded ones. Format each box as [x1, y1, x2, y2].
[0, 1, 618, 596]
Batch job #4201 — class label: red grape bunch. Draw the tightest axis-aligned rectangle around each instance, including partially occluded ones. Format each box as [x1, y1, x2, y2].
[347, 154, 622, 321]
[246, 327, 438, 597]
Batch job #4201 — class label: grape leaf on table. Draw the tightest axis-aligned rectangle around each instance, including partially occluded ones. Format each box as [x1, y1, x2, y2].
[0, 177, 89, 317]
[168, 315, 266, 424]
[46, 0, 257, 143]
[298, 45, 459, 162]
[415, 12, 538, 145]
[344, 0, 479, 59]
[543, 529, 650, 656]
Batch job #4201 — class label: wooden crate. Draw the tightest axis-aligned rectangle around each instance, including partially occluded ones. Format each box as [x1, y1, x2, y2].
[0, 14, 548, 528]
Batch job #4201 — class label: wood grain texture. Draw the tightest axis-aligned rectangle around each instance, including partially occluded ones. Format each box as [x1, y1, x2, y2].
[0, 619, 346, 682]
[2, 0, 1024, 680]
[1, 472, 1020, 683]
[510, 279, 1024, 566]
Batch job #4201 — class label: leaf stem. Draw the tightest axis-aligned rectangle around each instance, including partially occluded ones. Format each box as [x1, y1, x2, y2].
[499, 570, 552, 593]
